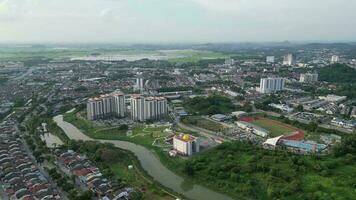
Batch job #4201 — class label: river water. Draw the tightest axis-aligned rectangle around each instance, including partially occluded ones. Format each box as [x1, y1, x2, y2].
[53, 115, 233, 200]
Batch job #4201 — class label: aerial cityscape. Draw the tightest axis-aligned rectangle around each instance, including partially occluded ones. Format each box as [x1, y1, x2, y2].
[0, 0, 356, 200]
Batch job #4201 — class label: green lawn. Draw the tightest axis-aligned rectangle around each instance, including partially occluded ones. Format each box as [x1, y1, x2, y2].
[251, 119, 298, 137]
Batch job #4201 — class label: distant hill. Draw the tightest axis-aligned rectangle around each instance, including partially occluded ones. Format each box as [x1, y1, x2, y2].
[319, 64, 356, 83]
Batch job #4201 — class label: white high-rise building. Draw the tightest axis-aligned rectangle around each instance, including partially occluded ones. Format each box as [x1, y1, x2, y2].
[259, 78, 285, 94]
[131, 95, 168, 122]
[111, 91, 126, 118]
[331, 55, 339, 63]
[299, 73, 318, 83]
[283, 54, 295, 66]
[266, 56, 275, 63]
[87, 91, 126, 120]
[173, 134, 200, 156]
[135, 77, 144, 92]
[131, 95, 145, 122]
[87, 98, 103, 120]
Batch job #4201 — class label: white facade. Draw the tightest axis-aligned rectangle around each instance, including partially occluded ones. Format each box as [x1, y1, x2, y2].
[173, 135, 200, 156]
[266, 56, 275, 63]
[283, 54, 295, 66]
[131, 95, 168, 122]
[331, 55, 339, 63]
[299, 73, 318, 83]
[259, 78, 285, 94]
[319, 95, 347, 103]
[87, 91, 126, 120]
[131, 95, 145, 122]
[135, 77, 144, 92]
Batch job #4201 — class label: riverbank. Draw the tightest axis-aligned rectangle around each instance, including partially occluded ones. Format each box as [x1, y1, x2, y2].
[54, 114, 234, 200]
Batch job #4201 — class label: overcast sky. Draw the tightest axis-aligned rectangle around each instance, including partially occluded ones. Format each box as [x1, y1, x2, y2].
[0, 0, 355, 43]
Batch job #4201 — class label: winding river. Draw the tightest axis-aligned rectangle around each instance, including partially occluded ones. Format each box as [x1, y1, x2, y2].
[53, 115, 233, 200]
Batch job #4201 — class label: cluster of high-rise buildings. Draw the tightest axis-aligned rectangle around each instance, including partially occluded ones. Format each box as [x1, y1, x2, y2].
[259, 77, 285, 94]
[87, 91, 126, 120]
[131, 95, 168, 122]
[87, 92, 168, 122]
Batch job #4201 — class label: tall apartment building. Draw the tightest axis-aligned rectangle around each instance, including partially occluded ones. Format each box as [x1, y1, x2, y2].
[283, 54, 295, 66]
[87, 91, 126, 120]
[299, 73, 318, 83]
[331, 55, 339, 63]
[259, 78, 285, 94]
[135, 77, 144, 93]
[131, 95, 168, 122]
[266, 56, 275, 63]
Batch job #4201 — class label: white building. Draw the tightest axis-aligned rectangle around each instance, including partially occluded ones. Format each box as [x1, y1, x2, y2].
[266, 56, 275, 63]
[135, 77, 144, 92]
[131, 95, 168, 122]
[269, 103, 294, 113]
[331, 55, 339, 63]
[87, 91, 126, 120]
[259, 78, 285, 94]
[299, 73, 318, 83]
[235, 121, 269, 137]
[173, 134, 200, 156]
[283, 54, 295, 66]
[225, 58, 234, 66]
[319, 95, 347, 103]
[111, 92, 126, 118]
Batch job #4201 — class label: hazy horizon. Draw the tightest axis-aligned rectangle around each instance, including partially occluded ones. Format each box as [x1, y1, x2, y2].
[1, 0, 356, 43]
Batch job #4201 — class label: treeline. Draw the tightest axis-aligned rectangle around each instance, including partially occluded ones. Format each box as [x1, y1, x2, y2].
[319, 64, 356, 83]
[184, 95, 237, 115]
[157, 86, 194, 93]
[183, 135, 356, 200]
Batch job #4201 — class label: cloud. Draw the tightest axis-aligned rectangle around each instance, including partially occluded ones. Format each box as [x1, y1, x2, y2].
[190, 0, 243, 11]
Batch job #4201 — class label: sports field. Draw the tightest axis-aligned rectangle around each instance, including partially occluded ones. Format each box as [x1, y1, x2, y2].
[249, 117, 303, 137]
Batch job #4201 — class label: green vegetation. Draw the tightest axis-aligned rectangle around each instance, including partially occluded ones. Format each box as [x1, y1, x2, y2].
[0, 77, 8, 85]
[165, 50, 231, 63]
[184, 95, 237, 115]
[181, 116, 225, 132]
[319, 64, 356, 83]
[317, 64, 356, 98]
[182, 136, 356, 200]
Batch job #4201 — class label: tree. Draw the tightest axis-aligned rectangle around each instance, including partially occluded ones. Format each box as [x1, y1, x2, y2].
[184, 162, 195, 176]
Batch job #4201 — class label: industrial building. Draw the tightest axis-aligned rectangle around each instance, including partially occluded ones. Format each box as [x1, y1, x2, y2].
[235, 121, 269, 137]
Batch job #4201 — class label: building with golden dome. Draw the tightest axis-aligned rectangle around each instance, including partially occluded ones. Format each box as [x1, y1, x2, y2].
[173, 134, 200, 156]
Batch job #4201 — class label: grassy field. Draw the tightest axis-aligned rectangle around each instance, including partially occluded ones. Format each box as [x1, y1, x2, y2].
[182, 116, 225, 132]
[0, 47, 232, 63]
[251, 118, 300, 137]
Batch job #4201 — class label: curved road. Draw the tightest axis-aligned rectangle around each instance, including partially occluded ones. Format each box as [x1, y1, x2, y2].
[53, 115, 233, 200]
